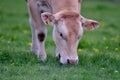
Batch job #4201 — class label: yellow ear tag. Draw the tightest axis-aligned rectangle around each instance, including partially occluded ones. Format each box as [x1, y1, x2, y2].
[86, 26, 91, 30]
[47, 19, 51, 25]
[86, 25, 92, 30]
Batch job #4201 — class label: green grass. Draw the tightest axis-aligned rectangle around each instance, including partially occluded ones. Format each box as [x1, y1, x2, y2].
[0, 0, 120, 80]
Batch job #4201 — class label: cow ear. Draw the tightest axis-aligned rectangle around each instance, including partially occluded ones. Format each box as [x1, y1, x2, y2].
[41, 12, 55, 25]
[81, 16, 99, 30]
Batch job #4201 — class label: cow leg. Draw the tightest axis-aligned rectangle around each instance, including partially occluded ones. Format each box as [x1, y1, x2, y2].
[29, 18, 38, 54]
[36, 26, 47, 61]
[27, 0, 47, 61]
[30, 18, 47, 61]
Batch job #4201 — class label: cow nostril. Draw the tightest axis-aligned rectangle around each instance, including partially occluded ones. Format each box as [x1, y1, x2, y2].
[58, 54, 61, 59]
[67, 59, 70, 64]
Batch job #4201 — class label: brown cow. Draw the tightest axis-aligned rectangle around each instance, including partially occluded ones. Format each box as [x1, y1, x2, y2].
[26, 0, 99, 64]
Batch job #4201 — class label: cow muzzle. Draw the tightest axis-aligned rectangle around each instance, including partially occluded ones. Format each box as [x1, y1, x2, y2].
[59, 54, 79, 64]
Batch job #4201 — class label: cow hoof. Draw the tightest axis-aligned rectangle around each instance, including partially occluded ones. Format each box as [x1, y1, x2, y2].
[31, 47, 38, 55]
[38, 55, 47, 61]
[37, 53, 47, 61]
[31, 49, 37, 55]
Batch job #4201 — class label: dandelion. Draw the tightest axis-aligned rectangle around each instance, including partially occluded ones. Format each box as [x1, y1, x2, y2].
[23, 30, 28, 34]
[114, 48, 119, 52]
[105, 46, 109, 49]
[100, 21, 105, 27]
[78, 48, 82, 52]
[93, 48, 99, 53]
[28, 42, 32, 46]
[111, 35, 119, 42]
[103, 36, 107, 41]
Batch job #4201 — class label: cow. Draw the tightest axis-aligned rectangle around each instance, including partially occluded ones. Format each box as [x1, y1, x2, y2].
[26, 0, 99, 64]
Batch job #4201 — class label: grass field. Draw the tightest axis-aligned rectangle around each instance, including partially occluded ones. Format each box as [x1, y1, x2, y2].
[0, 0, 120, 80]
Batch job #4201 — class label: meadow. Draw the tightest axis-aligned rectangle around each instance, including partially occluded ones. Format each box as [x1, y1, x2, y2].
[0, 0, 120, 80]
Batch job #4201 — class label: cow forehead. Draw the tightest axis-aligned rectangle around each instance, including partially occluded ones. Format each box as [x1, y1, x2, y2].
[56, 17, 81, 38]
[54, 10, 79, 20]
[55, 10, 81, 36]
[64, 17, 81, 35]
[60, 11, 79, 19]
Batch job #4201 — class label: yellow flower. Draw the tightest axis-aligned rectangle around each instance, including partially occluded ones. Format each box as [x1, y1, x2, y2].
[93, 48, 99, 53]
[105, 46, 109, 49]
[23, 30, 28, 34]
[28, 42, 32, 46]
[111, 35, 119, 42]
[78, 48, 82, 52]
[100, 21, 105, 27]
[114, 48, 119, 52]
[103, 36, 107, 41]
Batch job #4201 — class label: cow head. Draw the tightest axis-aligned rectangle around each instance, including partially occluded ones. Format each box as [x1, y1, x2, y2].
[41, 10, 99, 64]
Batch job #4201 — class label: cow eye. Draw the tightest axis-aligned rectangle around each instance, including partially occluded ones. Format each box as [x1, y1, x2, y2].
[59, 32, 67, 41]
[60, 33, 63, 37]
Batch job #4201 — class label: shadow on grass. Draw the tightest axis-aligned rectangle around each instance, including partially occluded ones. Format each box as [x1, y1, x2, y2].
[0, 49, 120, 70]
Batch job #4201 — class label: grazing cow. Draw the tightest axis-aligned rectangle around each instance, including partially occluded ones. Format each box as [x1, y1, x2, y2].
[26, 0, 99, 64]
